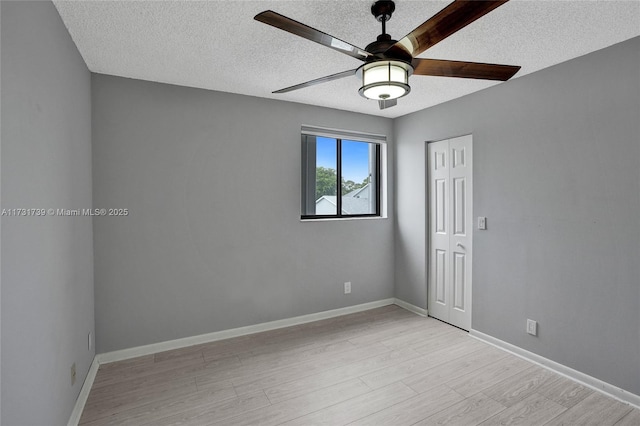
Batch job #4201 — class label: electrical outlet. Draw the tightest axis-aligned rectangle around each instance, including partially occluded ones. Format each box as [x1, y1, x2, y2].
[526, 319, 537, 336]
[344, 281, 351, 294]
[71, 362, 77, 386]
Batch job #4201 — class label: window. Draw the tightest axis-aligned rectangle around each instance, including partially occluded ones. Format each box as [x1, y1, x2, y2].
[301, 127, 382, 219]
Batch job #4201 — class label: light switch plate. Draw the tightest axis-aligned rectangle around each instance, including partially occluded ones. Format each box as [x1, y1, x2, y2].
[478, 216, 487, 230]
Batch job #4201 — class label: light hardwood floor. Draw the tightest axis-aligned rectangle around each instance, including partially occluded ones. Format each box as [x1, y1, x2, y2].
[80, 305, 639, 425]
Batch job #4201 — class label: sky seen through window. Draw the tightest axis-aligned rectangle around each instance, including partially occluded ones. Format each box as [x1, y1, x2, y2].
[316, 137, 370, 183]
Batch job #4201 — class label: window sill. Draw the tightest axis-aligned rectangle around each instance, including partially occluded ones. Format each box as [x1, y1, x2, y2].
[300, 216, 387, 222]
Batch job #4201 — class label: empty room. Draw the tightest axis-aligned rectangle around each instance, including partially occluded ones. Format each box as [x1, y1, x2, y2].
[1, 0, 639, 425]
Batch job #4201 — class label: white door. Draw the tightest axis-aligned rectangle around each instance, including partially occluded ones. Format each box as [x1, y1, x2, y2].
[427, 135, 472, 330]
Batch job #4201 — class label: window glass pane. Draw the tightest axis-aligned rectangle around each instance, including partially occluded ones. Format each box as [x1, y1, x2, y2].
[314, 137, 337, 215]
[341, 140, 376, 215]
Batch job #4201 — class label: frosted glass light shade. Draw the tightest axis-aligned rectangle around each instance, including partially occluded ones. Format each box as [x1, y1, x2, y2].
[358, 61, 412, 100]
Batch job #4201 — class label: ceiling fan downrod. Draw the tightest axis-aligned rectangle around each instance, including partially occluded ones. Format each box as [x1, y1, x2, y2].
[365, 0, 402, 57]
[372, 0, 395, 40]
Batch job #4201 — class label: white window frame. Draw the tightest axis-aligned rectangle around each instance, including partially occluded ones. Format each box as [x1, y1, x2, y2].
[301, 126, 387, 220]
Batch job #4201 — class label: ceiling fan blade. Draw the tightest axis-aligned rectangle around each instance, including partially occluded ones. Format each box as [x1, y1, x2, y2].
[412, 58, 520, 81]
[386, 0, 510, 59]
[255, 11, 371, 61]
[378, 98, 397, 110]
[273, 69, 357, 94]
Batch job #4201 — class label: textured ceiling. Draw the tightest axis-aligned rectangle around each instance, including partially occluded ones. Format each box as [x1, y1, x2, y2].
[53, 1, 640, 118]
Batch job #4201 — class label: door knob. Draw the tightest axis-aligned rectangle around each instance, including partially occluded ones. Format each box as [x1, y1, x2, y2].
[456, 242, 465, 249]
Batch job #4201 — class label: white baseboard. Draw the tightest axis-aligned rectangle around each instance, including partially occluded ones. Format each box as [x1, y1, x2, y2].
[394, 298, 428, 317]
[469, 329, 640, 410]
[97, 298, 396, 364]
[67, 356, 99, 426]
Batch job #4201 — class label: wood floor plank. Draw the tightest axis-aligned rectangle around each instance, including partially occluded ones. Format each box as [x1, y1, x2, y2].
[201, 354, 243, 376]
[238, 339, 357, 371]
[378, 320, 457, 350]
[87, 363, 207, 404]
[446, 354, 532, 398]
[97, 355, 154, 373]
[198, 319, 345, 363]
[534, 375, 593, 408]
[215, 378, 371, 426]
[201, 306, 411, 363]
[615, 407, 640, 425]
[413, 392, 506, 425]
[360, 338, 486, 390]
[233, 307, 414, 360]
[200, 339, 387, 390]
[280, 381, 416, 426]
[403, 345, 508, 394]
[154, 347, 204, 364]
[543, 391, 633, 426]
[482, 366, 560, 407]
[346, 316, 433, 347]
[80, 378, 199, 424]
[264, 346, 421, 404]
[85, 375, 196, 406]
[92, 355, 206, 390]
[233, 324, 352, 361]
[231, 342, 390, 395]
[82, 386, 238, 426]
[478, 392, 566, 425]
[144, 391, 271, 426]
[411, 331, 469, 355]
[349, 384, 465, 426]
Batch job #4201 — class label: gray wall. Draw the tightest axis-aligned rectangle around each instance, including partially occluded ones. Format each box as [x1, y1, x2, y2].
[92, 75, 395, 353]
[394, 37, 640, 395]
[1, 1, 94, 425]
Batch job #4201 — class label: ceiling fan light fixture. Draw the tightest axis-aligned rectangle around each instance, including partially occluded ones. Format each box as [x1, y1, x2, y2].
[358, 60, 413, 101]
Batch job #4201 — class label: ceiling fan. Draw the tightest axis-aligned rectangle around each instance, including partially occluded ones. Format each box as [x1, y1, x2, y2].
[255, 0, 521, 109]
